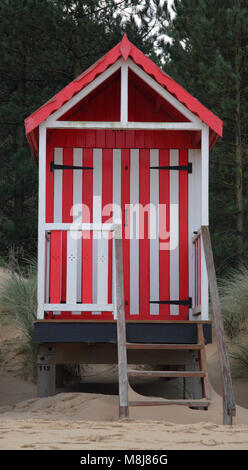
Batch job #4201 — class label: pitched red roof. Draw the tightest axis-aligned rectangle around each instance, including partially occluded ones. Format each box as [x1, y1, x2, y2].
[25, 34, 222, 158]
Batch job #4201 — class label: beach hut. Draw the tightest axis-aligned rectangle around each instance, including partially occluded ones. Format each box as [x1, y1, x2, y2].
[25, 35, 235, 422]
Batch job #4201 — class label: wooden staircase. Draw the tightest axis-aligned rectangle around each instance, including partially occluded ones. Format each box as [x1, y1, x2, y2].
[114, 227, 211, 419]
[122, 324, 211, 415]
[114, 224, 236, 423]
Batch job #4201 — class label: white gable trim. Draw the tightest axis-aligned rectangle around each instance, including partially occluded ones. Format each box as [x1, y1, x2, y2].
[127, 59, 202, 125]
[44, 56, 204, 128]
[45, 120, 202, 131]
[121, 61, 128, 123]
[45, 59, 123, 125]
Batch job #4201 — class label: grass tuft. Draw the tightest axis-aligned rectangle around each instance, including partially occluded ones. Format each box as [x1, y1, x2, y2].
[230, 343, 248, 378]
[219, 265, 248, 339]
[0, 260, 38, 376]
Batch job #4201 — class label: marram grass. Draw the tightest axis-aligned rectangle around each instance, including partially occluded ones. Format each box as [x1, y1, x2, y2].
[219, 265, 248, 339]
[0, 261, 38, 374]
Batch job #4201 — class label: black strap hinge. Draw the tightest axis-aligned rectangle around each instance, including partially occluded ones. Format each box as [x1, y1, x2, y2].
[149, 297, 192, 308]
[149, 163, 192, 174]
[51, 162, 94, 172]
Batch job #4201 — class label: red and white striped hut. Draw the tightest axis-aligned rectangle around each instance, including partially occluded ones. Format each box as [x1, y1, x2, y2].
[25, 35, 222, 347]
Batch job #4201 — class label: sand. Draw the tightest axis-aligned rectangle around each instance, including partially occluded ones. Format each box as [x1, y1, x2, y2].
[0, 276, 248, 450]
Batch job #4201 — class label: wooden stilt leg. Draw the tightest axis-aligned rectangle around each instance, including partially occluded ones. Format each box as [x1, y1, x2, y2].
[37, 345, 56, 398]
[114, 225, 129, 419]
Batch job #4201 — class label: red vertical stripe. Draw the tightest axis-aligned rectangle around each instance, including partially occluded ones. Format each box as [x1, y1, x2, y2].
[46, 144, 54, 223]
[159, 149, 170, 318]
[139, 149, 150, 319]
[102, 148, 113, 319]
[49, 231, 62, 303]
[62, 148, 73, 303]
[199, 237, 201, 305]
[82, 148, 93, 312]
[195, 240, 197, 307]
[122, 149, 130, 319]
[179, 149, 189, 318]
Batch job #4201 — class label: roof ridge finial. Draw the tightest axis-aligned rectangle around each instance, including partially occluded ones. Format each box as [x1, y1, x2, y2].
[120, 33, 131, 61]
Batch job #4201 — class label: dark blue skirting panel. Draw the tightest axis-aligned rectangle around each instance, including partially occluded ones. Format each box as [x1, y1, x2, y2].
[34, 322, 212, 345]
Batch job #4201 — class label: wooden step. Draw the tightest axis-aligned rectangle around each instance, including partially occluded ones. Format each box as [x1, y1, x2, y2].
[126, 342, 202, 350]
[129, 399, 210, 407]
[128, 370, 206, 378]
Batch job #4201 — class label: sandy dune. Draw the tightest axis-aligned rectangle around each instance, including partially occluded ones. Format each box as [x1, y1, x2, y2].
[0, 290, 248, 450]
[0, 375, 248, 449]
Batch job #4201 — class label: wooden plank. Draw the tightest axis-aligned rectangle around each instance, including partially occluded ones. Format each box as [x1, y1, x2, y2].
[129, 399, 210, 407]
[35, 319, 212, 324]
[197, 323, 211, 400]
[149, 149, 159, 316]
[139, 149, 150, 318]
[114, 224, 129, 419]
[49, 231, 62, 303]
[179, 149, 189, 318]
[201, 127, 209, 321]
[112, 149, 122, 320]
[82, 148, 93, 307]
[73, 148, 83, 307]
[44, 303, 114, 312]
[66, 231, 78, 304]
[47, 121, 203, 131]
[201, 225, 236, 423]
[37, 345, 56, 397]
[129, 149, 139, 316]
[170, 149, 179, 316]
[159, 149, 170, 318]
[121, 62, 128, 123]
[45, 223, 114, 231]
[37, 125, 47, 319]
[126, 343, 202, 350]
[128, 370, 205, 378]
[102, 148, 113, 318]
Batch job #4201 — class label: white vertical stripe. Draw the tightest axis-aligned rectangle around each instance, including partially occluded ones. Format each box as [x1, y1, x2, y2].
[73, 148, 83, 311]
[201, 126, 209, 320]
[53, 148, 63, 315]
[93, 149, 101, 310]
[113, 149, 122, 223]
[188, 149, 201, 318]
[170, 149, 179, 316]
[130, 149, 139, 315]
[150, 149, 159, 315]
[112, 149, 122, 318]
[37, 125, 46, 319]
[66, 231, 78, 303]
[121, 63, 128, 123]
[53, 148, 63, 223]
[92, 149, 108, 309]
[201, 126, 209, 226]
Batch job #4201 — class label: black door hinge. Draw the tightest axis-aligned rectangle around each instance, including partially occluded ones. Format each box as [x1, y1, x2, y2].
[50, 162, 94, 172]
[149, 163, 192, 174]
[149, 297, 192, 308]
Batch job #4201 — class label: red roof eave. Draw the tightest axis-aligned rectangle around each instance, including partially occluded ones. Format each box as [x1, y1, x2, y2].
[25, 35, 223, 158]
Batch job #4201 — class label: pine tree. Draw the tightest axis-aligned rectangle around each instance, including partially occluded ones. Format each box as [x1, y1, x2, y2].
[158, 0, 248, 271]
[0, 0, 157, 262]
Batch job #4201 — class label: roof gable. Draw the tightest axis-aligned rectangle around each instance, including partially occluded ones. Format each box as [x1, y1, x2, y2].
[25, 34, 223, 157]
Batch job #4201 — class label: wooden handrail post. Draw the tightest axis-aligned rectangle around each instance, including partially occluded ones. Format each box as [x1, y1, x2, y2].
[201, 225, 236, 424]
[114, 224, 129, 419]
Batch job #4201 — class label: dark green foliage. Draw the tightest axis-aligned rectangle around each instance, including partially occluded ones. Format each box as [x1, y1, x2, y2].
[0, 0, 157, 264]
[158, 0, 248, 273]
